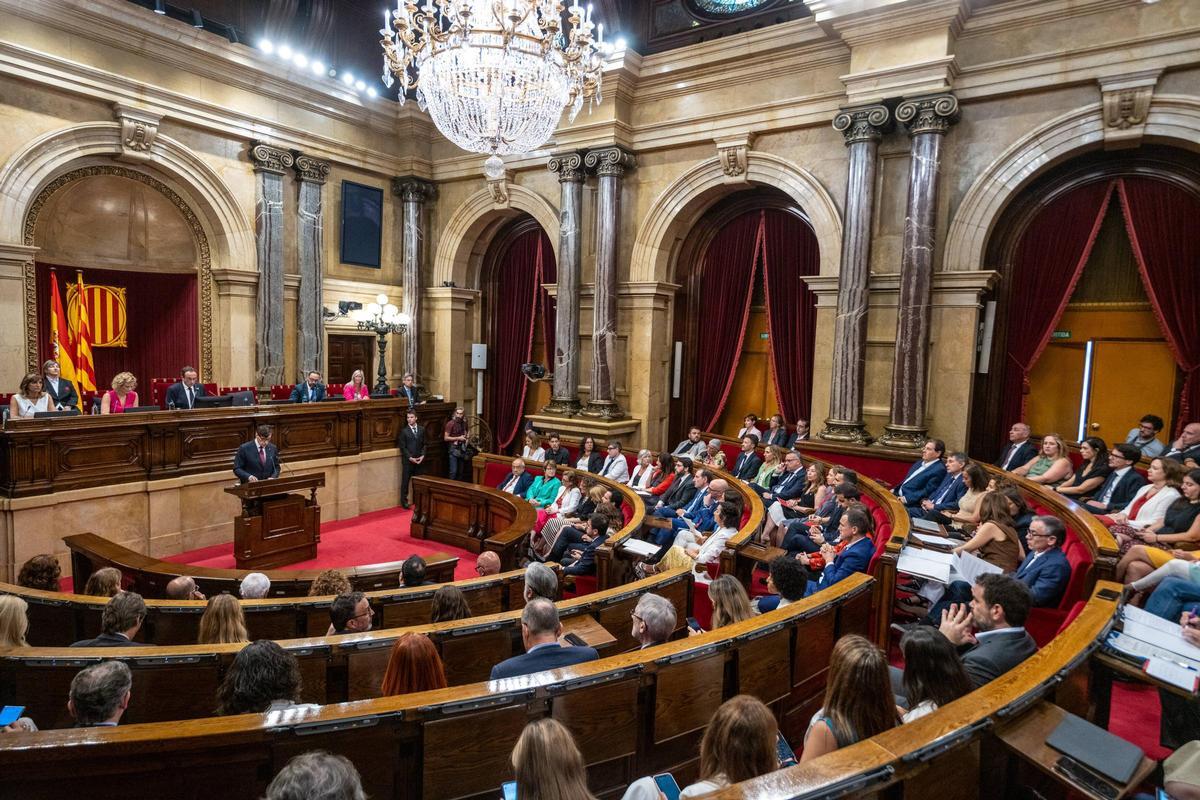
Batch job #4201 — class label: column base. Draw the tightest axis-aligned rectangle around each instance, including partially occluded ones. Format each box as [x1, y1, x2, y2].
[877, 424, 928, 450]
[818, 419, 875, 445]
[580, 400, 625, 420]
[541, 397, 582, 417]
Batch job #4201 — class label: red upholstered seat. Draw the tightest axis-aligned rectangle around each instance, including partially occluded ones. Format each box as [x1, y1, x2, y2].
[327, 383, 344, 396]
[222, 386, 255, 396]
[271, 384, 295, 400]
[482, 462, 510, 487]
[692, 580, 714, 629]
[867, 522, 892, 575]
[1056, 600, 1087, 636]
[1025, 527, 1094, 647]
[566, 574, 597, 597]
[719, 442, 741, 466]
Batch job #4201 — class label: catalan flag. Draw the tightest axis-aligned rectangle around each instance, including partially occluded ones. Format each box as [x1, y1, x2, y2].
[73, 271, 97, 395]
[48, 268, 81, 410]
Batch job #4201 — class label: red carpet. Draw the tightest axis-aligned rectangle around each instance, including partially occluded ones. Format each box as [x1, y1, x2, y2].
[1109, 680, 1171, 762]
[163, 506, 479, 581]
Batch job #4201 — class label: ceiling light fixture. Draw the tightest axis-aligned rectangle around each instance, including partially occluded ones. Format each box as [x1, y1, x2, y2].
[278, 44, 293, 60]
[259, 39, 274, 54]
[311, 60, 326, 76]
[153, 0, 166, 14]
[190, 9, 204, 28]
[342, 72, 355, 86]
[293, 53, 308, 68]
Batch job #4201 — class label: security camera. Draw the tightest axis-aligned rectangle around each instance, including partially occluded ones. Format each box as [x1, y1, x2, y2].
[520, 363, 550, 382]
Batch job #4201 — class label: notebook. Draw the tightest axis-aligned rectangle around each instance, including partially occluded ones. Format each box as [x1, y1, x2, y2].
[1045, 710, 1144, 785]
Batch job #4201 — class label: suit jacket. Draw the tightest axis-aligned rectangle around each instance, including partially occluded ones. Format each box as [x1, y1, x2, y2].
[767, 468, 807, 501]
[731, 451, 763, 481]
[1015, 548, 1071, 608]
[490, 642, 600, 680]
[816, 536, 874, 589]
[997, 441, 1038, 471]
[763, 428, 794, 449]
[564, 531, 610, 575]
[399, 424, 426, 461]
[598, 454, 630, 483]
[926, 472, 968, 512]
[233, 440, 281, 483]
[70, 632, 140, 648]
[399, 385, 421, 406]
[579, 452, 605, 473]
[42, 376, 78, 409]
[662, 474, 697, 510]
[960, 629, 1038, 688]
[671, 440, 706, 459]
[497, 471, 534, 498]
[164, 381, 208, 410]
[894, 460, 948, 505]
[1089, 468, 1148, 513]
[1164, 443, 1200, 465]
[289, 382, 327, 403]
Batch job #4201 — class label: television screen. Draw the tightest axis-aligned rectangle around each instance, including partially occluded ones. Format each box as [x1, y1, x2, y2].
[340, 181, 383, 268]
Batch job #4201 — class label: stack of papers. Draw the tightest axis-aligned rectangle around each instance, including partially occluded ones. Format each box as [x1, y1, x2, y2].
[1105, 605, 1200, 693]
[911, 532, 957, 551]
[895, 546, 1003, 586]
[620, 538, 659, 557]
[911, 518, 944, 534]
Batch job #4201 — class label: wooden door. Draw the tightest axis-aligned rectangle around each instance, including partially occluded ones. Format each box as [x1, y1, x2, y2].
[1087, 340, 1177, 442]
[327, 334, 373, 384]
[714, 307, 777, 436]
[1026, 343, 1086, 439]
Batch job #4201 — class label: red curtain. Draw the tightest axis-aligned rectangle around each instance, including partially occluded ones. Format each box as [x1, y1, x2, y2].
[762, 210, 819, 423]
[35, 263, 199, 388]
[1117, 177, 1200, 433]
[1001, 181, 1113, 429]
[695, 210, 764, 431]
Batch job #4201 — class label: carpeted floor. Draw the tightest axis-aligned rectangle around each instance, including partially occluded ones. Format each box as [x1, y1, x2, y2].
[1110, 680, 1171, 762]
[162, 506, 479, 581]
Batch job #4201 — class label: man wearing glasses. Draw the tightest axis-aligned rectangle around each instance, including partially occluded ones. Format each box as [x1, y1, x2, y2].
[328, 592, 374, 635]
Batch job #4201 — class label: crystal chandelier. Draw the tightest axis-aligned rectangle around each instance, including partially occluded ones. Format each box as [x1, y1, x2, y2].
[380, 2, 606, 177]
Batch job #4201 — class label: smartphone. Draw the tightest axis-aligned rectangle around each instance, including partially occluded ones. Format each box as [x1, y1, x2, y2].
[501, 780, 517, 800]
[0, 706, 24, 727]
[776, 732, 798, 767]
[686, 616, 703, 632]
[563, 632, 587, 647]
[653, 773, 681, 800]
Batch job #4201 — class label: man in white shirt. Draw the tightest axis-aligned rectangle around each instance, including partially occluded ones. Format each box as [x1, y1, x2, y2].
[598, 441, 630, 483]
[165, 366, 207, 410]
[996, 423, 1036, 471]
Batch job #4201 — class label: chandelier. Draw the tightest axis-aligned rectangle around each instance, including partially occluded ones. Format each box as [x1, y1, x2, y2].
[380, 2, 606, 177]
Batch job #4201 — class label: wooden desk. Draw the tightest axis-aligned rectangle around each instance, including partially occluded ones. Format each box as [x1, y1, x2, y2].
[409, 476, 536, 570]
[560, 614, 619, 650]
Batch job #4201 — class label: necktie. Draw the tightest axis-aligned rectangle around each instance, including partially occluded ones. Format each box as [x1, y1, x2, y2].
[1099, 472, 1118, 504]
[258, 446, 266, 465]
[186, 386, 193, 408]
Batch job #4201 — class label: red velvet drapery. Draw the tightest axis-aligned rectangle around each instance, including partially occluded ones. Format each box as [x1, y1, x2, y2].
[1002, 181, 1113, 429]
[1117, 177, 1200, 434]
[695, 210, 764, 431]
[35, 263, 199, 389]
[762, 210, 820, 423]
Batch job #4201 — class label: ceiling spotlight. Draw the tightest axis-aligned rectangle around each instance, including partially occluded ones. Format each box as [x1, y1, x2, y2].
[153, 0, 166, 14]
[311, 60, 326, 76]
[341, 72, 354, 86]
[258, 39, 274, 54]
[355, 80, 367, 91]
[278, 44, 293, 60]
[367, 87, 378, 98]
[293, 53, 308, 68]
[615, 37, 627, 51]
[190, 9, 204, 28]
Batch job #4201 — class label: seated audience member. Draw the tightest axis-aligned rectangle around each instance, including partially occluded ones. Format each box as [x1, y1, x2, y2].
[1118, 467, 1200, 583]
[700, 438, 727, 470]
[289, 371, 325, 403]
[644, 500, 739, 576]
[216, 640, 303, 715]
[754, 556, 808, 613]
[497, 458, 534, 498]
[399, 372, 421, 406]
[10, 372, 51, 418]
[343, 369, 370, 401]
[598, 441, 630, 482]
[1104, 457, 1183, 546]
[936, 574, 1037, 690]
[631, 593, 677, 648]
[535, 483, 604, 560]
[1082, 443, 1147, 514]
[83, 567, 122, 597]
[802, 635, 898, 762]
[17, 553, 61, 591]
[1127, 413, 1167, 458]
[781, 483, 861, 556]
[475, 551, 502, 577]
[1159, 740, 1200, 800]
[753, 450, 807, 509]
[1013, 433, 1073, 487]
[998, 483, 1035, 549]
[557, 513, 612, 577]
[379, 633, 448, 696]
[166, 575, 206, 601]
[892, 439, 948, 508]
[794, 418, 811, 442]
[490, 598, 599, 679]
[71, 591, 145, 647]
[996, 422, 1037, 471]
[402, 555, 432, 586]
[240, 572, 271, 599]
[329, 592, 374, 635]
[626, 449, 658, 492]
[307, 569, 352, 597]
[762, 462, 825, 546]
[0, 595, 29, 647]
[264, 751, 366, 800]
[525, 461, 562, 509]
[1163, 422, 1200, 467]
[672, 426, 708, 459]
[575, 436, 604, 473]
[198, 593, 249, 645]
[730, 434, 763, 481]
[952, 491, 1025, 573]
[638, 452, 676, 501]
[430, 585, 472, 623]
[1140, 572, 1200, 627]
[657, 473, 725, 534]
[511, 718, 597, 800]
[523, 562, 558, 602]
[100, 371, 139, 414]
[751, 445, 786, 491]
[521, 431, 545, 463]
[897, 626, 972, 722]
[761, 414, 794, 448]
[533, 469, 582, 542]
[736, 414, 760, 440]
[946, 462, 990, 531]
[41, 358, 78, 410]
[541, 432, 572, 465]
[652, 456, 695, 512]
[1056, 437, 1111, 498]
[695, 575, 755, 634]
[164, 366, 207, 409]
[69, 660, 132, 727]
[915, 452, 969, 524]
[803, 506, 876, 597]
[1014, 516, 1072, 607]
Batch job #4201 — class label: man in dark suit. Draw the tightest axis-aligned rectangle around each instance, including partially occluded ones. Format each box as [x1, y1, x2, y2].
[399, 372, 421, 406]
[914, 452, 969, 523]
[893, 439, 948, 507]
[399, 409, 425, 508]
[803, 506, 875, 597]
[41, 359, 78, 410]
[497, 458, 534, 498]
[233, 425, 281, 483]
[1163, 422, 1200, 467]
[71, 591, 145, 647]
[780, 483, 859, 556]
[731, 434, 763, 481]
[938, 574, 1038, 689]
[69, 660, 132, 727]
[1015, 516, 1072, 608]
[561, 513, 612, 576]
[289, 371, 326, 403]
[754, 451, 807, 503]
[653, 457, 696, 512]
[490, 598, 598, 680]
[996, 422, 1038, 471]
[164, 366, 208, 410]
[1082, 443, 1147, 514]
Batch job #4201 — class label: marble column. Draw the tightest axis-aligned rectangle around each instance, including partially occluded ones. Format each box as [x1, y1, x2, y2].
[581, 145, 635, 419]
[543, 151, 586, 416]
[292, 153, 330, 378]
[820, 104, 891, 445]
[392, 177, 438, 384]
[879, 95, 960, 449]
[249, 141, 293, 387]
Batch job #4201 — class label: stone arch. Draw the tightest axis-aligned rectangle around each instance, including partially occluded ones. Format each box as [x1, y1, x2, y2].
[431, 183, 560, 290]
[629, 152, 842, 285]
[944, 94, 1200, 272]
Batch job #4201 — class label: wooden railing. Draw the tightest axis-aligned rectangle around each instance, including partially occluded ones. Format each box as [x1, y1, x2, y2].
[409, 475, 538, 571]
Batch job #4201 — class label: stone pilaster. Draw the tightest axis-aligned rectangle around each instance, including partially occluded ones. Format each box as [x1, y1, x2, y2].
[393, 177, 438, 383]
[0, 243, 39, 387]
[292, 152, 330, 379]
[543, 151, 586, 416]
[581, 145, 636, 420]
[820, 104, 891, 445]
[879, 94, 959, 449]
[249, 141, 292, 387]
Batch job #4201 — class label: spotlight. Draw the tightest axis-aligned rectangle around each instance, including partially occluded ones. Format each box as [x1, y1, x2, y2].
[226, 26, 241, 44]
[278, 44, 293, 60]
[191, 9, 204, 28]
[311, 60, 326, 76]
[153, 0, 166, 14]
[367, 87, 378, 98]
[258, 39, 274, 54]
[615, 37, 627, 51]
[341, 72, 355, 86]
[293, 52, 308, 68]
[355, 80, 366, 91]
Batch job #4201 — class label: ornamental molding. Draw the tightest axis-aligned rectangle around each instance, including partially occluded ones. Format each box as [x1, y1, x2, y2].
[547, 151, 587, 183]
[714, 133, 756, 183]
[249, 141, 294, 175]
[112, 102, 164, 163]
[832, 105, 892, 145]
[584, 145, 636, 179]
[1099, 69, 1160, 150]
[896, 93, 960, 136]
[485, 169, 513, 207]
[391, 176, 438, 203]
[292, 152, 331, 184]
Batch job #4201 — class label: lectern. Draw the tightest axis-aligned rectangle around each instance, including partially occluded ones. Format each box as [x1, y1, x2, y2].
[224, 474, 325, 569]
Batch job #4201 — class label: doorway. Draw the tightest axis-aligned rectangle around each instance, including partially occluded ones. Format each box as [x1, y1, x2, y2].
[327, 334, 374, 384]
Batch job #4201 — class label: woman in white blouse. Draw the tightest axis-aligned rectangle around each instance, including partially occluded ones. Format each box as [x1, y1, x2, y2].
[10, 373, 51, 419]
[521, 431, 545, 463]
[1107, 457, 1184, 551]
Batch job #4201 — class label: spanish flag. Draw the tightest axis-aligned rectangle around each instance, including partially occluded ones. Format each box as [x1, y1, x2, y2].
[49, 269, 81, 410]
[73, 271, 97, 395]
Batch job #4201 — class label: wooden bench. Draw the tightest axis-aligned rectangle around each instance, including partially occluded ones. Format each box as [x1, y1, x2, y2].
[409, 475, 537, 571]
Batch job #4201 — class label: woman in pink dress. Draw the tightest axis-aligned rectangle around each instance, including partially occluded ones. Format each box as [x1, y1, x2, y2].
[343, 369, 370, 401]
[100, 372, 138, 414]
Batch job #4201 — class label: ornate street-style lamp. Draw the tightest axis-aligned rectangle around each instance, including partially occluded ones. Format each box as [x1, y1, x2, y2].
[350, 294, 410, 395]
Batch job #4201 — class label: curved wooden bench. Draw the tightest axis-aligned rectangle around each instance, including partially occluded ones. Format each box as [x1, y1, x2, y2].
[0, 573, 875, 800]
[409, 475, 537, 570]
[0, 567, 694, 729]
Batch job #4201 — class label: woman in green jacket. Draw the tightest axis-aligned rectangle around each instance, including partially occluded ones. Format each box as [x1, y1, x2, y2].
[526, 461, 563, 509]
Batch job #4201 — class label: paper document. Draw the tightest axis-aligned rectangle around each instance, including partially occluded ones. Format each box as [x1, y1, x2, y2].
[912, 532, 957, 549]
[954, 551, 1004, 584]
[1145, 657, 1200, 692]
[911, 518, 943, 533]
[1123, 605, 1180, 633]
[897, 548, 951, 583]
[621, 538, 659, 557]
[1122, 620, 1200, 663]
[1106, 631, 1200, 671]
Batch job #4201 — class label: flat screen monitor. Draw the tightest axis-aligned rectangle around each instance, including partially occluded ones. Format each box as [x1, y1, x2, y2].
[33, 409, 81, 418]
[193, 395, 233, 409]
[228, 391, 256, 407]
[124, 405, 164, 414]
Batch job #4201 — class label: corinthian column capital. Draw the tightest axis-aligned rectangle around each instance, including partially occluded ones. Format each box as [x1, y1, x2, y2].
[392, 177, 438, 203]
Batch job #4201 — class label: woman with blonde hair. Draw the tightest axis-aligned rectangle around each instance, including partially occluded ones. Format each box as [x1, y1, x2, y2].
[511, 717, 597, 800]
[1013, 433, 1072, 487]
[801, 634, 898, 761]
[0, 595, 30, 647]
[379, 633, 448, 696]
[752, 446, 788, 491]
[100, 371, 138, 414]
[83, 567, 122, 597]
[307, 569, 352, 597]
[343, 369, 370, 401]
[10, 372, 51, 418]
[708, 575, 755, 630]
[198, 593, 249, 645]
